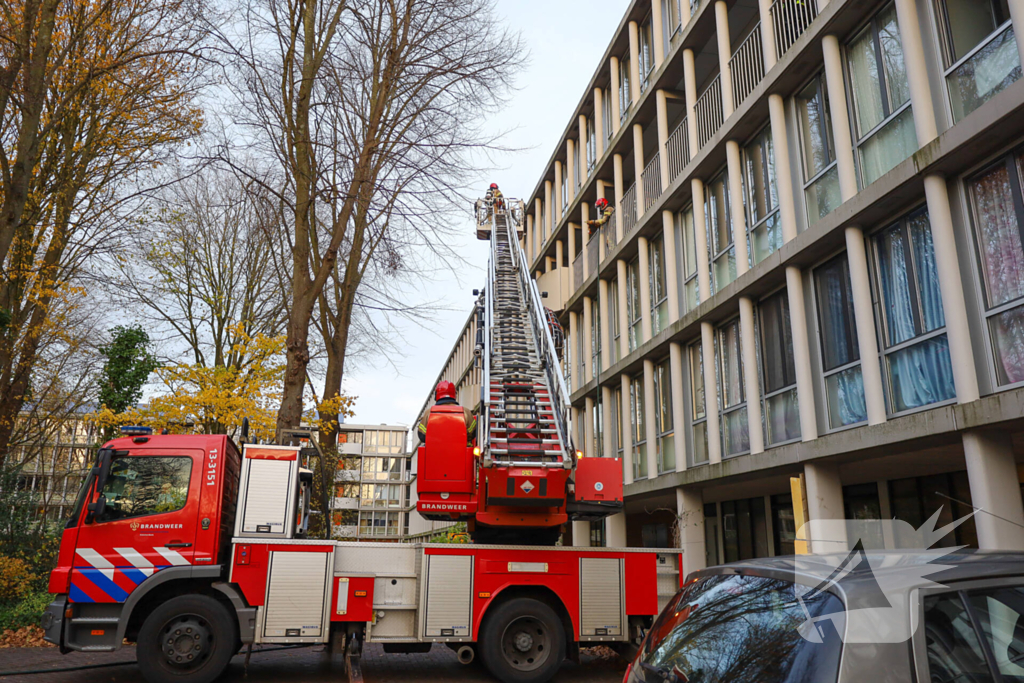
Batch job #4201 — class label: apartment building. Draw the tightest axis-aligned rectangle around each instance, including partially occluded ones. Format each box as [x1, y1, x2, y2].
[428, 0, 1024, 568]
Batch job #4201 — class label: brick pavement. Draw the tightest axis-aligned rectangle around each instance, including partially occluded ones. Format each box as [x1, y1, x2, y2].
[0, 643, 627, 683]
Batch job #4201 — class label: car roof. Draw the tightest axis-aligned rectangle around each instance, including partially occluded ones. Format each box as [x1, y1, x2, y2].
[697, 550, 1024, 594]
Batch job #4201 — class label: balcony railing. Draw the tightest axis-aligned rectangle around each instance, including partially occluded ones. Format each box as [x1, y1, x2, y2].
[587, 233, 600, 277]
[641, 153, 662, 213]
[621, 183, 638, 234]
[602, 221, 617, 253]
[770, 0, 818, 62]
[730, 23, 765, 108]
[666, 117, 690, 183]
[695, 75, 724, 149]
[573, 251, 584, 289]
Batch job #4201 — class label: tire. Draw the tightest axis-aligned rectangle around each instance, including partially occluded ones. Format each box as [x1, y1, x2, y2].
[136, 594, 238, 683]
[479, 597, 566, 683]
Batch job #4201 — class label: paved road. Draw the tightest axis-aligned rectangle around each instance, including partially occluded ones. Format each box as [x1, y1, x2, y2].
[0, 644, 628, 683]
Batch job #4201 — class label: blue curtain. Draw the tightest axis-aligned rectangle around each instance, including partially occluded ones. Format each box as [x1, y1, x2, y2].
[888, 336, 956, 412]
[909, 215, 946, 332]
[833, 367, 867, 426]
[877, 226, 916, 345]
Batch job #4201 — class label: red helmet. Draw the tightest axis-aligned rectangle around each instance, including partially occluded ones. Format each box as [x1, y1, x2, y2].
[489, 183, 499, 190]
[435, 380, 457, 402]
[595, 197, 608, 210]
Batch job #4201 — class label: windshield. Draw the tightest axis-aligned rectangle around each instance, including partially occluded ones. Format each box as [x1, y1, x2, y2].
[637, 573, 844, 683]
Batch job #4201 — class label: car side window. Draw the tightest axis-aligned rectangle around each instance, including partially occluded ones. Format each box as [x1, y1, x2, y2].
[966, 588, 1024, 680]
[97, 456, 192, 522]
[924, 592, 993, 683]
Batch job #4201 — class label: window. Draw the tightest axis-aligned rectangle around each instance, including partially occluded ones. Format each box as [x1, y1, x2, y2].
[721, 497, 770, 561]
[759, 289, 801, 445]
[591, 297, 602, 377]
[593, 395, 604, 458]
[590, 520, 605, 547]
[614, 386, 624, 459]
[889, 470, 978, 547]
[654, 358, 675, 472]
[846, 3, 917, 188]
[744, 125, 782, 263]
[576, 319, 586, 385]
[636, 575, 843, 683]
[872, 209, 956, 412]
[796, 74, 841, 223]
[586, 117, 597, 170]
[619, 52, 632, 121]
[706, 171, 737, 291]
[663, 0, 683, 46]
[336, 483, 359, 499]
[560, 174, 568, 215]
[360, 483, 401, 508]
[717, 318, 749, 456]
[936, 0, 1021, 122]
[815, 255, 868, 428]
[338, 431, 362, 444]
[771, 494, 797, 556]
[365, 430, 402, 454]
[640, 15, 655, 91]
[678, 205, 700, 311]
[362, 457, 403, 481]
[689, 341, 709, 464]
[650, 234, 669, 334]
[609, 277, 622, 363]
[843, 483, 885, 550]
[603, 87, 614, 142]
[630, 374, 648, 479]
[925, 585, 1024, 682]
[97, 456, 192, 522]
[627, 257, 643, 351]
[967, 151, 1024, 387]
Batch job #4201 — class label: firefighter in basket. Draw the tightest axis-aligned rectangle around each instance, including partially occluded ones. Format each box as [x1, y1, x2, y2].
[486, 183, 505, 214]
[416, 380, 477, 446]
[586, 197, 614, 231]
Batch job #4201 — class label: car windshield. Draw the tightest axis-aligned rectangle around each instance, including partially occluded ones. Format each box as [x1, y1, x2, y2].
[637, 573, 844, 683]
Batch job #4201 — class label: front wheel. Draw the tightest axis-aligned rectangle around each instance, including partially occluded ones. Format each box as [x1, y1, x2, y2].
[479, 597, 566, 683]
[137, 594, 237, 683]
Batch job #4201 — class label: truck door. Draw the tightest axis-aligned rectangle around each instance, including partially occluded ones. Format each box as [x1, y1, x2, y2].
[69, 449, 203, 603]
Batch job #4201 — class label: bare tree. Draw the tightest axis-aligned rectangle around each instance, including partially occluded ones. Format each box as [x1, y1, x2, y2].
[220, 0, 523, 441]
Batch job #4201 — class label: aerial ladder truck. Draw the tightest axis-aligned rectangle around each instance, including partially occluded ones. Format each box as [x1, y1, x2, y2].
[39, 194, 683, 683]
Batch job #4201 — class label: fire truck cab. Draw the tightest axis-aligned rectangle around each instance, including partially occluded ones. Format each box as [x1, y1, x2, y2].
[42, 432, 681, 683]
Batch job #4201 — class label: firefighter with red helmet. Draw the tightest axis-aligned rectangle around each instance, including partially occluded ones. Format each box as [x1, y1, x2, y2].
[416, 380, 477, 445]
[586, 197, 614, 229]
[486, 182, 504, 214]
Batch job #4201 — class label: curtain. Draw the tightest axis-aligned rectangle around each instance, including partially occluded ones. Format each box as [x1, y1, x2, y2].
[829, 366, 867, 427]
[878, 3, 910, 108]
[972, 163, 1024, 306]
[767, 389, 801, 444]
[721, 321, 743, 408]
[847, 24, 885, 135]
[818, 258, 857, 370]
[991, 305, 1024, 385]
[888, 336, 957, 412]
[877, 224, 917, 346]
[860, 107, 917, 186]
[909, 214, 946, 332]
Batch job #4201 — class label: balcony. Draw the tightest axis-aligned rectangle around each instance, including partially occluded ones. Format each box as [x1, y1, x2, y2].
[770, 0, 818, 62]
[332, 496, 359, 510]
[621, 183, 638, 234]
[730, 23, 765, 109]
[641, 153, 662, 213]
[695, 75, 724, 149]
[666, 116, 690, 184]
[336, 469, 360, 482]
[333, 525, 358, 538]
[573, 251, 584, 290]
[587, 232, 600, 277]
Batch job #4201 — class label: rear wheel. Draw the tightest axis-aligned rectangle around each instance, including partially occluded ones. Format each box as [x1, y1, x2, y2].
[137, 594, 237, 683]
[479, 597, 566, 683]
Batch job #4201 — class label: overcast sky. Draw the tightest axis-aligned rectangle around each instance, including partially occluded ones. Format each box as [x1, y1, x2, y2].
[340, 0, 624, 427]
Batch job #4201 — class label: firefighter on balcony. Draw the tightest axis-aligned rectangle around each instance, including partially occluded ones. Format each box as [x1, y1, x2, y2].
[586, 197, 614, 230]
[416, 380, 477, 445]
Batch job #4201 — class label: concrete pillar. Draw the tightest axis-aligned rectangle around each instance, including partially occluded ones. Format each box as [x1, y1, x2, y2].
[638, 235, 653, 343]
[629, 21, 642, 104]
[758, 0, 778, 71]
[769, 94, 799, 243]
[644, 359, 659, 477]
[545, 256, 553, 274]
[701, 322, 722, 464]
[595, 88, 606, 158]
[544, 181, 553, 243]
[726, 140, 749, 275]
[963, 430, 1024, 550]
[610, 57, 622, 135]
[553, 163, 563, 226]
[691, 178, 712, 301]
[677, 488, 706, 571]
[566, 141, 576, 204]
[572, 520, 591, 547]
[633, 123, 646, 213]
[617, 260, 630, 360]
[822, 35, 858, 202]
[786, 267, 818, 441]
[669, 342, 687, 471]
[599, 279, 612, 371]
[614, 154, 625, 242]
[585, 395, 596, 458]
[683, 49, 699, 154]
[804, 461, 848, 554]
[526, 215, 534, 264]
[583, 296, 594, 384]
[893, 0, 938, 145]
[556, 239, 564, 279]
[621, 373, 634, 485]
[924, 175, 980, 402]
[662, 210, 681, 322]
[739, 297, 764, 454]
[569, 311, 579, 390]
[606, 512, 628, 548]
[715, 0, 735, 118]
[578, 114, 588, 182]
[602, 385, 615, 457]
[1008, 0, 1024, 69]
[651, 0, 665, 68]
[845, 226, 887, 425]
[656, 89, 671, 192]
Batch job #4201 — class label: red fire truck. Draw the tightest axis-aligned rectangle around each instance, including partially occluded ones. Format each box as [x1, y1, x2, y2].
[39, 199, 683, 683]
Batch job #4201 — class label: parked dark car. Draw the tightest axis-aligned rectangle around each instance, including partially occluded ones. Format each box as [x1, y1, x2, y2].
[624, 551, 1024, 683]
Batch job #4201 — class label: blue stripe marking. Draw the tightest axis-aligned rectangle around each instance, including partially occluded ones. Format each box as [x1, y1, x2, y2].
[69, 583, 94, 603]
[121, 567, 150, 586]
[77, 568, 129, 602]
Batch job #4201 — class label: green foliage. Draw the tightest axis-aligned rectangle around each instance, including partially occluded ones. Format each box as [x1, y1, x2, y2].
[0, 463, 65, 594]
[426, 523, 469, 544]
[0, 591, 52, 632]
[97, 325, 160, 430]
